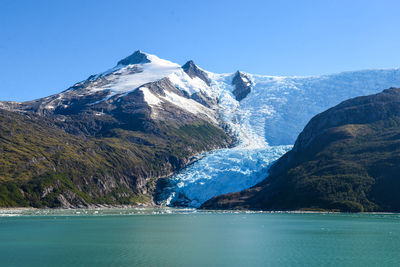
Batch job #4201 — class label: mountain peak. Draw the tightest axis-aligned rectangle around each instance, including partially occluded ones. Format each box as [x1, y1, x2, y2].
[117, 50, 151, 66]
[182, 60, 196, 69]
[233, 70, 246, 78]
[182, 60, 211, 86]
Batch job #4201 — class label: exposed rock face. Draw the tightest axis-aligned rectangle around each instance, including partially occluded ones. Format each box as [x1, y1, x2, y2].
[202, 88, 400, 212]
[232, 71, 251, 101]
[117, 50, 151, 65]
[190, 92, 218, 108]
[182, 60, 211, 86]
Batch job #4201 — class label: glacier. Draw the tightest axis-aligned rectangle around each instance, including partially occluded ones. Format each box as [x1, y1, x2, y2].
[160, 68, 400, 207]
[160, 146, 292, 207]
[65, 51, 400, 208]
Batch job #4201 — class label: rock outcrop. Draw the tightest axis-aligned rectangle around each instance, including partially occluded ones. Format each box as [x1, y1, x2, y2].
[231, 71, 251, 101]
[182, 60, 211, 86]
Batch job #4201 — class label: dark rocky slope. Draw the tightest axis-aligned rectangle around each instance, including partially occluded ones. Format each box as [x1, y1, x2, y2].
[182, 60, 211, 86]
[0, 52, 234, 208]
[0, 108, 231, 208]
[202, 88, 400, 212]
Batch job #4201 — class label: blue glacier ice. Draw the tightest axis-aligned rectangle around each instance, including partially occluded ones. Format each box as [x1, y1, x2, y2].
[162, 146, 292, 207]
[38, 52, 400, 208]
[160, 68, 400, 207]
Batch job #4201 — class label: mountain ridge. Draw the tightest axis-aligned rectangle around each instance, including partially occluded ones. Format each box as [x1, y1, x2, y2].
[2, 50, 400, 208]
[201, 88, 400, 212]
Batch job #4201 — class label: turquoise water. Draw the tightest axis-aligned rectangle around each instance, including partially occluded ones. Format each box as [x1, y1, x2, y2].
[0, 209, 399, 267]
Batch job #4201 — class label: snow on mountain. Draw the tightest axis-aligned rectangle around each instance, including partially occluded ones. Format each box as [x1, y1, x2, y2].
[15, 50, 400, 208]
[73, 50, 210, 97]
[55, 50, 216, 122]
[140, 87, 163, 106]
[204, 69, 400, 146]
[243, 69, 400, 145]
[162, 90, 210, 116]
[160, 67, 400, 207]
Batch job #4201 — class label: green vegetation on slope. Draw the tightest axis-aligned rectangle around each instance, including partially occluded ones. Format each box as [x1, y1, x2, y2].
[202, 88, 400, 212]
[0, 110, 232, 207]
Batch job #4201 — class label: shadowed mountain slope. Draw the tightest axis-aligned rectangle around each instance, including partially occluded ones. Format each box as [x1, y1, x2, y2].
[202, 88, 400, 212]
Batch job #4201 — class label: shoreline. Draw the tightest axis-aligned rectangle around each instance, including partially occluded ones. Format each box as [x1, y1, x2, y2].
[1, 206, 399, 216]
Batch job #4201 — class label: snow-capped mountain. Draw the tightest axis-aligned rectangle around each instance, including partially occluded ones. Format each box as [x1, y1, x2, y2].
[3, 50, 400, 208]
[0, 51, 217, 125]
[155, 61, 400, 207]
[0, 51, 234, 207]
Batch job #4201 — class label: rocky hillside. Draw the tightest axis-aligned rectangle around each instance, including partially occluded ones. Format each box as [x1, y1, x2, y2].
[0, 51, 234, 208]
[202, 88, 400, 212]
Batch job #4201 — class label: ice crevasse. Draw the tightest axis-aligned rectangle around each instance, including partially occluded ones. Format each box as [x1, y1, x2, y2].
[160, 68, 400, 207]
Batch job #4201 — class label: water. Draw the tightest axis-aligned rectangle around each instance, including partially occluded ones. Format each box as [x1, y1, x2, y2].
[1, 209, 399, 266]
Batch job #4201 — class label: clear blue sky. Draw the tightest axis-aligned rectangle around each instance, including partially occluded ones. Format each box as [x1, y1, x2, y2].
[1, 0, 400, 101]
